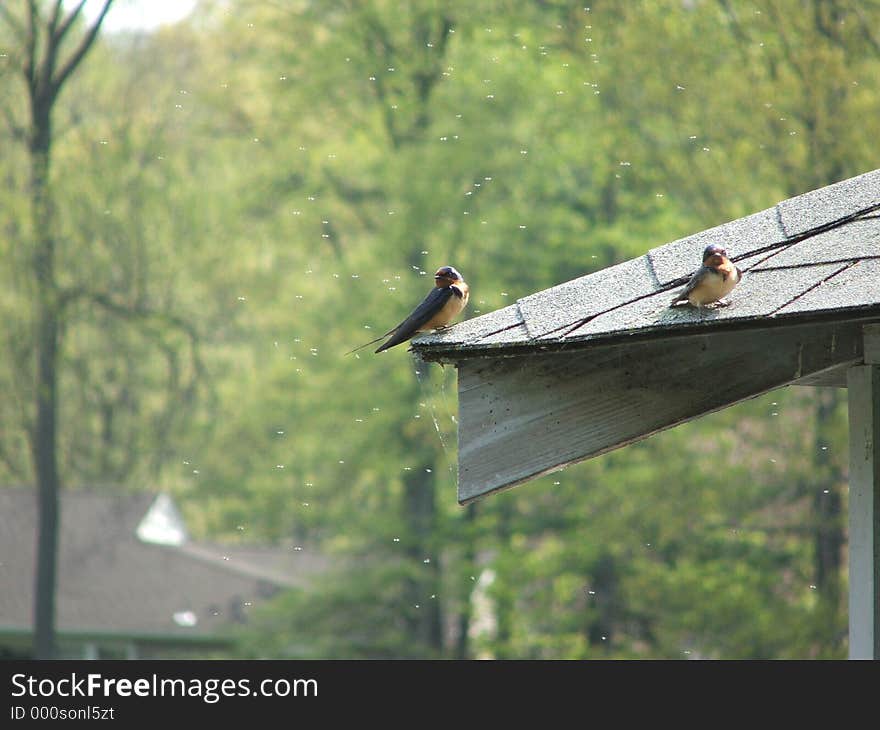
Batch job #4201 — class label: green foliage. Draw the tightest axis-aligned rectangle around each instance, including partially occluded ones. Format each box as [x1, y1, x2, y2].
[2, 0, 875, 658]
[237, 558, 444, 659]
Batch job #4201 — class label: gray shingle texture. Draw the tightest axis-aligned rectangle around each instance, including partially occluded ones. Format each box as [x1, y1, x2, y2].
[413, 168, 880, 357]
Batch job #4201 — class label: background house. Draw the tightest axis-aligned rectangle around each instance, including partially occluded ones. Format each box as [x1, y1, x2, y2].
[0, 488, 327, 659]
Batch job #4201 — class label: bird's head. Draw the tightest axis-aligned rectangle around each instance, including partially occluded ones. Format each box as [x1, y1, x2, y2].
[434, 266, 463, 286]
[702, 244, 728, 266]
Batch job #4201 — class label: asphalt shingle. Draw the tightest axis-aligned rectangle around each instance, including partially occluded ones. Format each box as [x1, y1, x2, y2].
[777, 258, 880, 314]
[748, 218, 880, 270]
[776, 168, 880, 237]
[517, 256, 657, 339]
[412, 168, 880, 358]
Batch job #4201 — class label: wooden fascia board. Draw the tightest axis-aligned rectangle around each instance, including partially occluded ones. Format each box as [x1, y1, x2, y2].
[455, 321, 865, 503]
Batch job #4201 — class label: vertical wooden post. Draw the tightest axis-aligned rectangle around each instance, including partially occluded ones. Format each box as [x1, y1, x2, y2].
[847, 332, 880, 657]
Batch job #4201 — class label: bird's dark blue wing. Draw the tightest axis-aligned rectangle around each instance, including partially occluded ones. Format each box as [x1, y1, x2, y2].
[376, 286, 454, 352]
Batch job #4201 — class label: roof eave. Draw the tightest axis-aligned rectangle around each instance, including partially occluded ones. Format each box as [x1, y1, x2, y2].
[412, 305, 880, 364]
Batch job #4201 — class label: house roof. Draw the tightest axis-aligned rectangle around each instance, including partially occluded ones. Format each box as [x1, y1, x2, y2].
[412, 168, 880, 361]
[407, 168, 880, 503]
[0, 488, 328, 644]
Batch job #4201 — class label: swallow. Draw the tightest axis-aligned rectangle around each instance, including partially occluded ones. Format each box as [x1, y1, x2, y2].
[670, 244, 742, 308]
[347, 266, 469, 354]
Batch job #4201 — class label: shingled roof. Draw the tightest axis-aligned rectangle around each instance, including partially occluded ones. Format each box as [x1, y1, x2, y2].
[409, 168, 880, 506]
[0, 488, 327, 656]
[414, 168, 880, 358]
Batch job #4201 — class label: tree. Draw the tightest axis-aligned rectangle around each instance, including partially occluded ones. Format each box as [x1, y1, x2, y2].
[1, 1, 208, 658]
[1, 0, 114, 660]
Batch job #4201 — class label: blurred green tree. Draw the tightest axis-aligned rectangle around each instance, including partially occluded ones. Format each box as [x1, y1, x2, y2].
[0, 0, 205, 657]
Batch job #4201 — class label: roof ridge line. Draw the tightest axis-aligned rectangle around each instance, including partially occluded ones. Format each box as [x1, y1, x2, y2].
[174, 541, 305, 586]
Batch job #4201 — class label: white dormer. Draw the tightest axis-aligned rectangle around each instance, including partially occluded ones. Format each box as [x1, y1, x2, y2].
[136, 493, 188, 546]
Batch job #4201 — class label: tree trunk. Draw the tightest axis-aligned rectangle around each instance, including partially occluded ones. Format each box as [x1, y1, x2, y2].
[453, 502, 477, 659]
[402, 461, 444, 655]
[4, 0, 116, 660]
[29, 93, 61, 660]
[493, 500, 515, 658]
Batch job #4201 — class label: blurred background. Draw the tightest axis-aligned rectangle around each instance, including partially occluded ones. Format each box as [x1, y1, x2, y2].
[1, 0, 877, 659]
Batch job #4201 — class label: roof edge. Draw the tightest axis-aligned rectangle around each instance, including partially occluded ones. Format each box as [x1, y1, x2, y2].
[414, 308, 880, 363]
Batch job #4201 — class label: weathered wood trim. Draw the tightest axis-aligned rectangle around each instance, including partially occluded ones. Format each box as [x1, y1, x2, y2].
[456, 321, 864, 503]
[791, 364, 850, 388]
[847, 365, 880, 659]
[864, 324, 880, 365]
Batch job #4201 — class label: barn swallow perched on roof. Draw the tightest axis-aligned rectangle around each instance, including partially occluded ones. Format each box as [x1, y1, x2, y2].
[670, 244, 742, 308]
[347, 266, 469, 354]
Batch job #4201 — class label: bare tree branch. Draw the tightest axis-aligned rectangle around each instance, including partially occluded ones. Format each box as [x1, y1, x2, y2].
[850, 0, 880, 55]
[47, 0, 65, 39]
[0, 104, 26, 141]
[53, 0, 88, 43]
[359, 10, 401, 147]
[24, 0, 39, 89]
[51, 0, 113, 95]
[61, 286, 200, 346]
[40, 1, 73, 100]
[0, 430, 28, 480]
[764, 0, 807, 83]
[0, 3, 25, 37]
[60, 288, 204, 391]
[717, 0, 750, 53]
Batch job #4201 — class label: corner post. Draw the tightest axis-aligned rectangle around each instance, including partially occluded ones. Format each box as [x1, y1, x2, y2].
[847, 324, 880, 659]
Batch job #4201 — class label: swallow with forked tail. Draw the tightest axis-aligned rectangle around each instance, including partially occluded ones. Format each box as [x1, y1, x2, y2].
[671, 244, 742, 308]
[347, 266, 469, 354]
